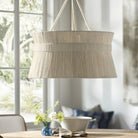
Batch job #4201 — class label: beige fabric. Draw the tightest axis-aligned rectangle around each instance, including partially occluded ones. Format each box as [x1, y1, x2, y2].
[32, 31, 113, 44]
[33, 43, 111, 52]
[0, 114, 27, 134]
[28, 31, 117, 78]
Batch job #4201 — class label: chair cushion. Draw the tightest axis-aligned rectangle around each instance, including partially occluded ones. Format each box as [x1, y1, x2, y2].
[0, 114, 26, 133]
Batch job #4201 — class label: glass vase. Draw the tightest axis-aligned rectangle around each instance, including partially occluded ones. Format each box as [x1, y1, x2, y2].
[42, 122, 52, 136]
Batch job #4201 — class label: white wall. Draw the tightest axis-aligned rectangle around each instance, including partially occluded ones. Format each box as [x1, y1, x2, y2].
[109, 0, 138, 129]
[49, 0, 138, 129]
[72, 0, 138, 129]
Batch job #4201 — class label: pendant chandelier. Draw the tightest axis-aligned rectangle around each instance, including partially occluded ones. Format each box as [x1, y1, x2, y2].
[28, 0, 117, 78]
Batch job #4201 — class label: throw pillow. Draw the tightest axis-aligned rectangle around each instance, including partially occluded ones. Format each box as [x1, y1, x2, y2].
[61, 106, 73, 117]
[89, 111, 114, 129]
[132, 114, 138, 130]
[62, 104, 102, 117]
[72, 109, 114, 129]
[136, 123, 138, 130]
[62, 105, 114, 129]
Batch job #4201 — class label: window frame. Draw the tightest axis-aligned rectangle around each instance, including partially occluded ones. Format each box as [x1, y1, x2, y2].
[0, 0, 47, 122]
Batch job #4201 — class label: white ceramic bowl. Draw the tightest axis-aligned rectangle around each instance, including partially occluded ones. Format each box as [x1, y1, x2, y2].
[61, 117, 95, 132]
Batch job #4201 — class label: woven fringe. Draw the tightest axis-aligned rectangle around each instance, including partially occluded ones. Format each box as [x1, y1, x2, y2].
[33, 43, 112, 52]
[28, 51, 116, 78]
[32, 31, 114, 44]
[29, 31, 116, 78]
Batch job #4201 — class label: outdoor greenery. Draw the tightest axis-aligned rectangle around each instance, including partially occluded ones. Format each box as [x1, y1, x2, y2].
[0, 0, 43, 119]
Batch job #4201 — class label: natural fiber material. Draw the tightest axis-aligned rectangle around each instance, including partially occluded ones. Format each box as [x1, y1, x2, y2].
[28, 31, 117, 78]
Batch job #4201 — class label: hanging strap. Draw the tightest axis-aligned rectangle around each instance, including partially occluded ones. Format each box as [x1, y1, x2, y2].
[50, 0, 91, 31]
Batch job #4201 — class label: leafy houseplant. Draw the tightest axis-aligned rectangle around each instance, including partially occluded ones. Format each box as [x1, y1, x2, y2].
[34, 101, 64, 136]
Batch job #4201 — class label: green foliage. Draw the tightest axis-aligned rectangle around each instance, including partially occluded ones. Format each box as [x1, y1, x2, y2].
[34, 101, 64, 125]
[0, 91, 14, 110]
[21, 86, 42, 113]
[0, 81, 42, 113]
[0, 70, 13, 83]
[20, 56, 32, 68]
[57, 111, 64, 123]
[21, 0, 35, 10]
[10, 0, 13, 4]
[20, 0, 42, 11]
[0, 17, 11, 41]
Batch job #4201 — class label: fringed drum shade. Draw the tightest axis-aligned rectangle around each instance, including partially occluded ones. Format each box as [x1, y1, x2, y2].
[28, 31, 117, 78]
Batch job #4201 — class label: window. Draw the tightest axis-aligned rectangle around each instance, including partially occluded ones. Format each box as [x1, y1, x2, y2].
[0, 0, 46, 123]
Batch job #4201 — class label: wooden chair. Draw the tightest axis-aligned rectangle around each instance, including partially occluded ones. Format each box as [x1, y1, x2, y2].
[0, 114, 27, 134]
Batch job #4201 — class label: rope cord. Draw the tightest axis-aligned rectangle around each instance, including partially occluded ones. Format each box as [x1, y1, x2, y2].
[71, 0, 74, 30]
[76, 0, 91, 31]
[71, 0, 77, 31]
[50, 0, 91, 31]
[50, 0, 69, 31]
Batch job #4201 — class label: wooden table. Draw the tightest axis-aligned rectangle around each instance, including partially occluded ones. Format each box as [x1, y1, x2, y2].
[1, 129, 138, 138]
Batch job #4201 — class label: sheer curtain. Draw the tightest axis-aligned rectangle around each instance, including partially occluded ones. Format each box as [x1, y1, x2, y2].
[123, 0, 138, 105]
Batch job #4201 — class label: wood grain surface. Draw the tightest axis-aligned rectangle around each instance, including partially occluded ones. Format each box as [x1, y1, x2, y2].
[1, 129, 138, 138]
